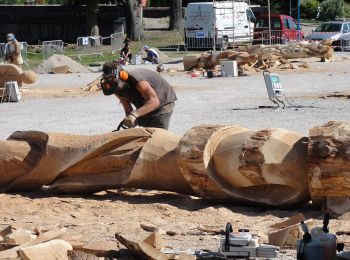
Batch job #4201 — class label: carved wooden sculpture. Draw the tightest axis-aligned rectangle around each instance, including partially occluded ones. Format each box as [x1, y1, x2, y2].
[0, 125, 311, 208]
[0, 128, 192, 195]
[176, 125, 309, 207]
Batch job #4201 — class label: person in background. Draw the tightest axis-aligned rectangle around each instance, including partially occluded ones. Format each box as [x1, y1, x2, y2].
[120, 42, 132, 62]
[143, 45, 159, 64]
[4, 33, 23, 68]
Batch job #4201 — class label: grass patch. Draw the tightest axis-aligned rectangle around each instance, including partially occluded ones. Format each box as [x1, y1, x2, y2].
[23, 31, 190, 70]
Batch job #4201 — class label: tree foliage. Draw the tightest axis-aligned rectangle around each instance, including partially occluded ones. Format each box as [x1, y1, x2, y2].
[300, 0, 320, 19]
[319, 0, 345, 20]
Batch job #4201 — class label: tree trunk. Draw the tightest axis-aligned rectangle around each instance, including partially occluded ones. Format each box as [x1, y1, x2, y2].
[308, 121, 350, 198]
[308, 121, 350, 216]
[176, 125, 309, 207]
[123, 0, 143, 41]
[169, 0, 182, 31]
[86, 0, 99, 36]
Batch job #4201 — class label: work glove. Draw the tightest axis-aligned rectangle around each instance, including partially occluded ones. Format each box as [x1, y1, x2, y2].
[123, 111, 138, 128]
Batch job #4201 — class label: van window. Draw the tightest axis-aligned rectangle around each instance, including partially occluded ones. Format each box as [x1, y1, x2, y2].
[283, 18, 290, 29]
[343, 23, 349, 32]
[255, 17, 281, 29]
[246, 9, 256, 23]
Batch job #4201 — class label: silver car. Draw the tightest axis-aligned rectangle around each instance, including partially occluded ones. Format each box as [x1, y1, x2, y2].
[305, 21, 350, 46]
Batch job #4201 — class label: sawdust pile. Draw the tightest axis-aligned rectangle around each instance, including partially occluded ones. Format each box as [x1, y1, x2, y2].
[36, 55, 89, 74]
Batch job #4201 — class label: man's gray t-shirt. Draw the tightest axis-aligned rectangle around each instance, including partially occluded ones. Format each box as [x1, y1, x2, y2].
[119, 68, 177, 116]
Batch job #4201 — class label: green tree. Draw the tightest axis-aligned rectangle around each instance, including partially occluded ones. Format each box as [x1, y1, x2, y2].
[319, 0, 345, 20]
[300, 0, 320, 19]
[343, 1, 350, 17]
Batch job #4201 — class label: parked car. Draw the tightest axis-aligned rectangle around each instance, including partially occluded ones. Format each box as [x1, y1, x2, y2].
[253, 14, 304, 44]
[305, 21, 350, 47]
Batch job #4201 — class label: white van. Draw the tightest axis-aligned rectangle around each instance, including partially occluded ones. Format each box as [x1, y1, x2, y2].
[184, 1, 256, 48]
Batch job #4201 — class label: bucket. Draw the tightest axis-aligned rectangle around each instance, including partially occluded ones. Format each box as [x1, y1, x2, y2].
[207, 70, 214, 78]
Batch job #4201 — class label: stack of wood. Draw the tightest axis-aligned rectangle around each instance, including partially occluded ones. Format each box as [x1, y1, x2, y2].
[183, 41, 334, 72]
[84, 76, 101, 92]
[0, 224, 195, 260]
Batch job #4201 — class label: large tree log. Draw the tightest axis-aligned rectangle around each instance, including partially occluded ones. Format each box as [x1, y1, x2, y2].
[0, 126, 309, 207]
[308, 121, 350, 215]
[176, 125, 309, 207]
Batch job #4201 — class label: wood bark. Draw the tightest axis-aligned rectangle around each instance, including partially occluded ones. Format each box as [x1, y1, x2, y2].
[169, 0, 182, 31]
[308, 121, 350, 198]
[308, 121, 350, 215]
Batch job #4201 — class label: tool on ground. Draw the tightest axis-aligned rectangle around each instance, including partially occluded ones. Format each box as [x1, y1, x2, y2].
[263, 71, 297, 109]
[219, 222, 279, 259]
[296, 214, 344, 260]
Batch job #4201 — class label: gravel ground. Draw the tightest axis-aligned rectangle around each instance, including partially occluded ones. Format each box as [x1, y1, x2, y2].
[1, 57, 350, 139]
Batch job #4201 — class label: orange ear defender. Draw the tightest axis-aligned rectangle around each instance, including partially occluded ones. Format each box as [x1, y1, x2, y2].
[119, 70, 129, 81]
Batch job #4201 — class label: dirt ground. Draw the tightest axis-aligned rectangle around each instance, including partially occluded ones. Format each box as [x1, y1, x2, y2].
[1, 53, 350, 259]
[1, 190, 350, 259]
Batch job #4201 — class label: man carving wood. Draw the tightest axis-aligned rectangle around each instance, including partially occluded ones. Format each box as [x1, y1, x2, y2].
[100, 62, 177, 129]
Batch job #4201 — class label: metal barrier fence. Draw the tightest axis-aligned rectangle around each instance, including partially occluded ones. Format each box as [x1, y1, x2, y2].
[42, 40, 64, 60]
[111, 32, 125, 54]
[20, 42, 29, 67]
[341, 39, 350, 52]
[142, 30, 184, 52]
[253, 30, 303, 45]
[184, 29, 226, 51]
[76, 36, 103, 60]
